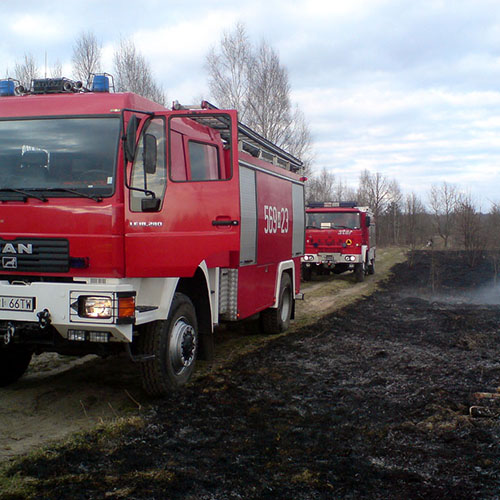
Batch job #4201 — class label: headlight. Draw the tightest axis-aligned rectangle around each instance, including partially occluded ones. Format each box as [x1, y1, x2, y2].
[78, 296, 113, 319]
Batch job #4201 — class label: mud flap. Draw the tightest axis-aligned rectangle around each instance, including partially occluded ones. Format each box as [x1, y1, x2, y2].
[198, 328, 214, 362]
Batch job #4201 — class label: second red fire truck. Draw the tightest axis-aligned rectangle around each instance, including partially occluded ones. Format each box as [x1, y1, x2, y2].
[302, 202, 375, 282]
[0, 75, 305, 396]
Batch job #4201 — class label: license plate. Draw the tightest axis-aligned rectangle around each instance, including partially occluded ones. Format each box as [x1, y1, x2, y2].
[0, 296, 35, 312]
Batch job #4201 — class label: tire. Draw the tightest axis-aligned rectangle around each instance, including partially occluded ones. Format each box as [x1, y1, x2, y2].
[354, 263, 365, 282]
[261, 273, 293, 334]
[302, 265, 312, 281]
[0, 346, 32, 387]
[138, 293, 198, 396]
[367, 259, 375, 275]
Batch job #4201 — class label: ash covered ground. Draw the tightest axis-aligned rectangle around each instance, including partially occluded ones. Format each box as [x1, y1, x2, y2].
[4, 250, 500, 499]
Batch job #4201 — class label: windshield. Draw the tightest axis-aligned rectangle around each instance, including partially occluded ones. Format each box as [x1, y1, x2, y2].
[0, 117, 120, 197]
[306, 211, 360, 229]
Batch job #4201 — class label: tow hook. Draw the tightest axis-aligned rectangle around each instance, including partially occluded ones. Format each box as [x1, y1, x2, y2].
[2, 323, 15, 345]
[37, 309, 51, 329]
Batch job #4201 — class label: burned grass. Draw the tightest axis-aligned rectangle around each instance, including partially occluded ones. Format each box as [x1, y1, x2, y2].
[2, 250, 500, 499]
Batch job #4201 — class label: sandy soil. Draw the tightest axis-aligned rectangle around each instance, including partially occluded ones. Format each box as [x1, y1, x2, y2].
[0, 354, 144, 460]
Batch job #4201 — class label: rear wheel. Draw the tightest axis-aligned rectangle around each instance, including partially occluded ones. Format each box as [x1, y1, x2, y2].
[0, 346, 32, 387]
[138, 293, 198, 396]
[261, 273, 293, 334]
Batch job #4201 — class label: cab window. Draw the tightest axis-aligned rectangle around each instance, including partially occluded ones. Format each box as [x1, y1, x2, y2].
[168, 114, 231, 182]
[188, 141, 220, 180]
[130, 118, 166, 212]
[170, 130, 187, 181]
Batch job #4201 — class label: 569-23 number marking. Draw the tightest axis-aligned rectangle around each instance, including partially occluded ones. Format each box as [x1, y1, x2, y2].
[264, 205, 289, 234]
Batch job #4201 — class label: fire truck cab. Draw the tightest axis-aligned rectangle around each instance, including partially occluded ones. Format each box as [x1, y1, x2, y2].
[0, 75, 305, 395]
[302, 201, 375, 282]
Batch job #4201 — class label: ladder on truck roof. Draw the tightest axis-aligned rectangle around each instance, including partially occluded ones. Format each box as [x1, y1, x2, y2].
[172, 100, 303, 173]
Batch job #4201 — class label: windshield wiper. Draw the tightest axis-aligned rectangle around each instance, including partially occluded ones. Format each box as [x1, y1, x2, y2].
[37, 187, 102, 202]
[0, 188, 47, 202]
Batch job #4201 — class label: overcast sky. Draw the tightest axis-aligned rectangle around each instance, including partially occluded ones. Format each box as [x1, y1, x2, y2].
[2, 0, 500, 209]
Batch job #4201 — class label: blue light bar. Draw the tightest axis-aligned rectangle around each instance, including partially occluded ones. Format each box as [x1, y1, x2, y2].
[92, 75, 110, 93]
[307, 201, 358, 208]
[0, 79, 15, 96]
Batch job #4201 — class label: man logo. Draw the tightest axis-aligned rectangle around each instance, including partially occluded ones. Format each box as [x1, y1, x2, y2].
[0, 243, 32, 254]
[2, 256, 17, 269]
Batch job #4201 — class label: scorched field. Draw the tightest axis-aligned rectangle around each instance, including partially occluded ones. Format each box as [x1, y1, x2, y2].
[2, 250, 500, 499]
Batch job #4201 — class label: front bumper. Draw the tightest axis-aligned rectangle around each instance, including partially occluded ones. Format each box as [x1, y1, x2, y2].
[301, 252, 363, 265]
[0, 280, 135, 342]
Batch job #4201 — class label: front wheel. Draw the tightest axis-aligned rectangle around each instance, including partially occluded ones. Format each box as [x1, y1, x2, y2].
[302, 265, 312, 281]
[367, 259, 375, 275]
[0, 346, 32, 387]
[138, 293, 198, 396]
[261, 273, 293, 334]
[354, 263, 365, 282]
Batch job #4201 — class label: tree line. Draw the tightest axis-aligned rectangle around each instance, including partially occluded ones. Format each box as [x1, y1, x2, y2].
[307, 167, 498, 254]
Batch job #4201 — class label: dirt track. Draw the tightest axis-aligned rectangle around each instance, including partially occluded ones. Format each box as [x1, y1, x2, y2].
[3, 250, 500, 499]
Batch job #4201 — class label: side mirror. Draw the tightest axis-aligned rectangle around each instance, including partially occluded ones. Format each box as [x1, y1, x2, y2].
[143, 133, 157, 174]
[366, 216, 371, 227]
[125, 115, 139, 162]
[141, 197, 161, 212]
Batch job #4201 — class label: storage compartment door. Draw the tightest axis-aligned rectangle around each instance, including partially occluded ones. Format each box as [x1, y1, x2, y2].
[292, 183, 305, 256]
[239, 166, 257, 265]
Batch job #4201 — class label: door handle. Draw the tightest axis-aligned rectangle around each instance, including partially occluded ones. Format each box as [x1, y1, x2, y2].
[212, 219, 239, 226]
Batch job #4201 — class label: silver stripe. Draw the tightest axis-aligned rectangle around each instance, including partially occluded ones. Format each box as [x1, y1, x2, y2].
[239, 160, 305, 185]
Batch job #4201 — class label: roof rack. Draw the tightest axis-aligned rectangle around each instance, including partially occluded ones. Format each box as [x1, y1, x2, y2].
[172, 100, 303, 173]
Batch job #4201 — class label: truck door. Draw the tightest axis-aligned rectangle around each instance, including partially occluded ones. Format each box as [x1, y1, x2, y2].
[125, 113, 240, 277]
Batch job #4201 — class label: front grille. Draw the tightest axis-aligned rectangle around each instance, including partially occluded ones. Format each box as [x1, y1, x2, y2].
[0, 238, 69, 273]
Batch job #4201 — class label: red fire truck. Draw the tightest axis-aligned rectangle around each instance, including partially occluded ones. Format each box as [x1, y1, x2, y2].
[302, 202, 375, 282]
[0, 75, 305, 395]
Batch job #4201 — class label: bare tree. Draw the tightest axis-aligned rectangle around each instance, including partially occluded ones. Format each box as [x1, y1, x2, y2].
[384, 180, 403, 245]
[114, 38, 166, 105]
[14, 53, 39, 89]
[333, 178, 357, 203]
[206, 22, 251, 121]
[305, 167, 335, 203]
[429, 182, 458, 248]
[50, 60, 63, 78]
[205, 23, 312, 173]
[357, 170, 391, 241]
[245, 41, 291, 145]
[280, 105, 313, 173]
[404, 192, 426, 249]
[487, 203, 500, 283]
[72, 31, 102, 85]
[454, 192, 483, 266]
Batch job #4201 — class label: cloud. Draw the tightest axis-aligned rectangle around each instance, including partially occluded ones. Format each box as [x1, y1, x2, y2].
[9, 14, 67, 42]
[1, 0, 500, 206]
